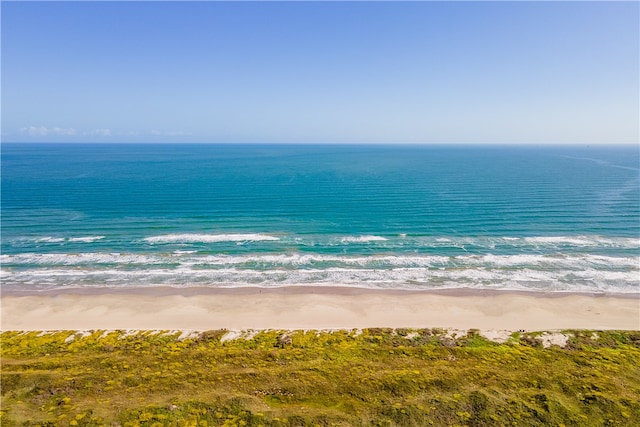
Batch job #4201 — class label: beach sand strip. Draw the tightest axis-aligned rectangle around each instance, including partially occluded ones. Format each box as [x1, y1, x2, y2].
[2, 286, 638, 331]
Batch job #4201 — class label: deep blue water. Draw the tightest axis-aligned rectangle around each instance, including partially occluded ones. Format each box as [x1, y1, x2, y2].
[1, 143, 639, 293]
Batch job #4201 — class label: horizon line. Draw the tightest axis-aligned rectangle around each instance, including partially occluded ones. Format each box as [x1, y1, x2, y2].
[2, 141, 639, 147]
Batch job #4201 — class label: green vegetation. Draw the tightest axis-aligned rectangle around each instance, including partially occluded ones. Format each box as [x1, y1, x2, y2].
[2, 329, 639, 426]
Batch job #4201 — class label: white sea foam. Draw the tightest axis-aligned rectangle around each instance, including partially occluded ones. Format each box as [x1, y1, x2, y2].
[525, 236, 595, 246]
[35, 237, 65, 243]
[472, 254, 550, 267]
[4, 264, 639, 293]
[143, 233, 280, 243]
[2, 252, 638, 272]
[189, 254, 452, 268]
[4, 230, 639, 294]
[339, 235, 388, 243]
[522, 236, 639, 247]
[0, 252, 162, 265]
[25, 236, 105, 244]
[8, 234, 640, 251]
[68, 236, 105, 243]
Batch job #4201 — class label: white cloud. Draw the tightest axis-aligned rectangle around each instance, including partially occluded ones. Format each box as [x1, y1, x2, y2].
[19, 126, 113, 138]
[21, 126, 78, 136]
[88, 129, 111, 136]
[17, 127, 192, 140]
[150, 130, 192, 136]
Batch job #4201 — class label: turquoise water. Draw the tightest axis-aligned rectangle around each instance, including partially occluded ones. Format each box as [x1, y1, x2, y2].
[1, 143, 638, 293]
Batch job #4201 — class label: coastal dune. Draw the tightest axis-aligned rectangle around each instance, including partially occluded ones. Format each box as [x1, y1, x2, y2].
[2, 287, 638, 331]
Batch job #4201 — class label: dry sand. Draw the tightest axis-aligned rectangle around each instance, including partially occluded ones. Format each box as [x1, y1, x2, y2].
[1, 286, 638, 331]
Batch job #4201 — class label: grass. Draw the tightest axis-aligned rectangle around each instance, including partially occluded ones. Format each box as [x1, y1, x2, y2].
[1, 328, 639, 426]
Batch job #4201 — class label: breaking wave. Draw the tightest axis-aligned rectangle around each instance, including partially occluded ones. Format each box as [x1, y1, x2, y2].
[2, 265, 638, 293]
[338, 235, 388, 243]
[2, 250, 638, 293]
[143, 234, 280, 243]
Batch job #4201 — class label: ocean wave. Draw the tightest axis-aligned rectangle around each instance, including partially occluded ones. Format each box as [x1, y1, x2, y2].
[522, 236, 640, 247]
[68, 236, 105, 243]
[34, 237, 66, 243]
[3, 266, 638, 293]
[0, 253, 163, 265]
[468, 254, 637, 268]
[21, 236, 106, 244]
[524, 236, 597, 246]
[2, 252, 638, 271]
[317, 235, 640, 250]
[143, 233, 280, 243]
[183, 254, 452, 268]
[339, 235, 388, 243]
[2, 251, 637, 294]
[405, 235, 640, 248]
[5, 234, 639, 251]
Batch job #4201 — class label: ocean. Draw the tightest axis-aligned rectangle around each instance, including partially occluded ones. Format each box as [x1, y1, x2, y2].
[1, 143, 638, 294]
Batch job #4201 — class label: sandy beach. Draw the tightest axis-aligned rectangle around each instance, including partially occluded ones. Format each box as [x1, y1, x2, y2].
[1, 286, 638, 331]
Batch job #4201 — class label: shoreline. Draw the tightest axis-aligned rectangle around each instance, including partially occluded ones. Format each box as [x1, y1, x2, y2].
[4, 284, 640, 298]
[2, 286, 639, 331]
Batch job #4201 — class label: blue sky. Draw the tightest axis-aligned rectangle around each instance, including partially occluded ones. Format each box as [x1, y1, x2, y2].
[2, 1, 638, 144]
